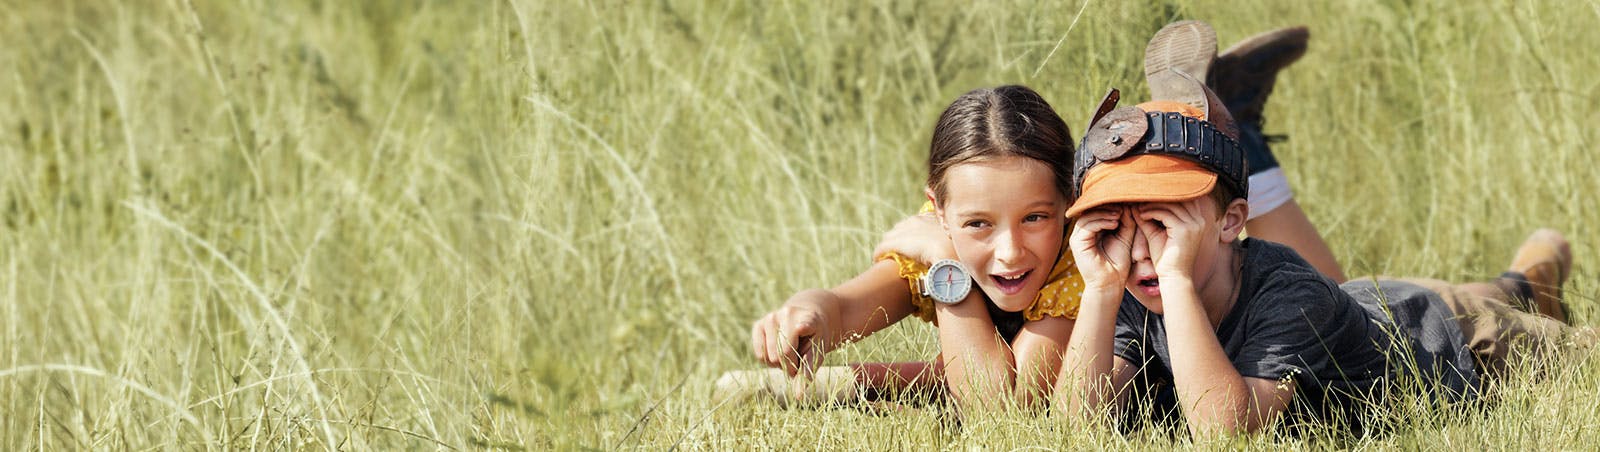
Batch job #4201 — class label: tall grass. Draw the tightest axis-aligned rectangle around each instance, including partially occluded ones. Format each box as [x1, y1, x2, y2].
[1, 0, 1598, 448]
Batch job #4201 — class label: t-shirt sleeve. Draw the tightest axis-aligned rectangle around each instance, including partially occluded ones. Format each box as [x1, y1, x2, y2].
[1229, 278, 1360, 384]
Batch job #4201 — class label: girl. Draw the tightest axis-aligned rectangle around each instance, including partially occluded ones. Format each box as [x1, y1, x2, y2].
[726, 85, 1084, 411]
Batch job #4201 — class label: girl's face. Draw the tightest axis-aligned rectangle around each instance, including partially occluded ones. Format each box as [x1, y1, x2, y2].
[934, 156, 1067, 312]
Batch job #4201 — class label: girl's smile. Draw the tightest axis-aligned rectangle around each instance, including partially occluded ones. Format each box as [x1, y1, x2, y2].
[934, 156, 1066, 312]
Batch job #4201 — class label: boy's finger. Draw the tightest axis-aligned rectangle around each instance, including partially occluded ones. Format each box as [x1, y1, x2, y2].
[1081, 206, 1116, 218]
[1135, 204, 1178, 220]
[1076, 217, 1118, 236]
[1116, 209, 1138, 240]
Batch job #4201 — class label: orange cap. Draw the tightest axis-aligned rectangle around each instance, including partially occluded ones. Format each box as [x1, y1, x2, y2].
[1066, 155, 1217, 217]
[1135, 100, 1206, 121]
[1065, 101, 1219, 218]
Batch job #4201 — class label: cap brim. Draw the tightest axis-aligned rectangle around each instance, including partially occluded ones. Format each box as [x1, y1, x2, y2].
[1067, 155, 1217, 218]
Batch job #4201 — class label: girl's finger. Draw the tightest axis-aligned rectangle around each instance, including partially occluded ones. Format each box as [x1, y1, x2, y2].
[778, 317, 806, 377]
[798, 340, 821, 379]
[751, 315, 769, 363]
[763, 315, 785, 368]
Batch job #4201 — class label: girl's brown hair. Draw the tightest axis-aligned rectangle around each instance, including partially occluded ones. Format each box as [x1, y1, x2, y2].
[927, 85, 1076, 205]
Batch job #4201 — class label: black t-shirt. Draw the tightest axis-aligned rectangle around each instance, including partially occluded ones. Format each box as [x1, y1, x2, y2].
[1113, 239, 1479, 429]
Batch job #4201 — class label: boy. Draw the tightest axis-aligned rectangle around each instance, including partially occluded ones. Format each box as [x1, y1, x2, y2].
[1054, 64, 1587, 435]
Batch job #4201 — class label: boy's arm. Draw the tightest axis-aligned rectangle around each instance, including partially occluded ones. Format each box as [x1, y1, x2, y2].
[1055, 287, 1136, 419]
[752, 259, 915, 377]
[1056, 206, 1140, 419]
[1136, 201, 1295, 436]
[1158, 279, 1295, 435]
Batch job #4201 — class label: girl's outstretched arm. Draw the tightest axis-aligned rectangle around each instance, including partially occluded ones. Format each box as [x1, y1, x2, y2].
[751, 259, 916, 377]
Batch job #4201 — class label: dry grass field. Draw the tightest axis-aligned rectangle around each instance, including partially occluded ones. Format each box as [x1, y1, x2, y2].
[3, 0, 1600, 449]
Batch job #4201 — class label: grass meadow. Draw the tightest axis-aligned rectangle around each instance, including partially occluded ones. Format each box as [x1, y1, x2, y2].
[3, 0, 1600, 449]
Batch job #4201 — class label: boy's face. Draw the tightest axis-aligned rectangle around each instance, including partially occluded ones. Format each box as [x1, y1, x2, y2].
[1120, 195, 1231, 314]
[935, 156, 1066, 312]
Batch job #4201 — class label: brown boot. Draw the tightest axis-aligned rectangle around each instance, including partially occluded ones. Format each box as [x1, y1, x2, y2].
[1208, 26, 1310, 128]
[1508, 228, 1572, 323]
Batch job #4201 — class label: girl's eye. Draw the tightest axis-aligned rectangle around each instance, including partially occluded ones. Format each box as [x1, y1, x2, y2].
[1025, 213, 1049, 222]
[963, 220, 989, 229]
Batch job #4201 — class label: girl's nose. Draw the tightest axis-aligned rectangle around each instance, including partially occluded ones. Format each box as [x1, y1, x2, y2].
[994, 229, 1023, 264]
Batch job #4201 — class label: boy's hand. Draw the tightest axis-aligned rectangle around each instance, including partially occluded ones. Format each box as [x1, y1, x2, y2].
[872, 213, 955, 263]
[1070, 206, 1136, 292]
[752, 301, 833, 378]
[1134, 201, 1209, 280]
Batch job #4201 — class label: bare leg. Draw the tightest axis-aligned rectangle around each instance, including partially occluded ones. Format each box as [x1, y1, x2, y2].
[1197, 26, 1347, 282]
[1246, 199, 1347, 283]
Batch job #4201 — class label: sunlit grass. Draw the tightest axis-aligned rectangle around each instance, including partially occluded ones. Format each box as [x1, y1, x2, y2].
[2, 0, 1598, 448]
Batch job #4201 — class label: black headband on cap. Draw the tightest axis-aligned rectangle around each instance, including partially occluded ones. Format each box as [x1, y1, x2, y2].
[1073, 89, 1250, 199]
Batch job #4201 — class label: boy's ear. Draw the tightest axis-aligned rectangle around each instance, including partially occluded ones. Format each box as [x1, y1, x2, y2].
[1219, 198, 1249, 242]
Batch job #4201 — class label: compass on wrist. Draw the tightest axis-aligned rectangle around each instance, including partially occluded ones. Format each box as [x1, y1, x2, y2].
[920, 259, 973, 305]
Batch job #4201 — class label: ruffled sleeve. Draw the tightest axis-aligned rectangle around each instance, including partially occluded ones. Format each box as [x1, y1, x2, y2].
[1024, 229, 1085, 321]
[879, 252, 938, 323]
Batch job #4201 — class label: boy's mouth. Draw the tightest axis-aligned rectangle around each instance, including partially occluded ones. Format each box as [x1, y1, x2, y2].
[1136, 275, 1161, 297]
[991, 270, 1032, 295]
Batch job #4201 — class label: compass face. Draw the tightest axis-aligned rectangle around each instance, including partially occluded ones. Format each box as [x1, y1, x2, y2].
[927, 260, 972, 304]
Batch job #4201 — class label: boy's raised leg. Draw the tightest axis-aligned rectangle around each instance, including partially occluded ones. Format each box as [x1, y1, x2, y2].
[1405, 229, 1584, 377]
[1508, 228, 1572, 323]
[1208, 25, 1348, 282]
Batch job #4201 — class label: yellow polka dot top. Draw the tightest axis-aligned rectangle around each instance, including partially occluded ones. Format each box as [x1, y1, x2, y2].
[876, 202, 1084, 323]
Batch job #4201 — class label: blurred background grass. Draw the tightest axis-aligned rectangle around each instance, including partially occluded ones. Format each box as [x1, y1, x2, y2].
[2, 0, 1599, 449]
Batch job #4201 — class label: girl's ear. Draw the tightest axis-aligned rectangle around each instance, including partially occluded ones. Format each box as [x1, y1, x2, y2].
[925, 186, 950, 231]
[1219, 198, 1249, 243]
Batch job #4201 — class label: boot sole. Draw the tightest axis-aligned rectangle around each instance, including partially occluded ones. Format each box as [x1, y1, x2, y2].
[1145, 20, 1217, 111]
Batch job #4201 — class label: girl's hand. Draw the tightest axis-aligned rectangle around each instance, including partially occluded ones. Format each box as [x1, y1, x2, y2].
[872, 213, 955, 263]
[1133, 201, 1208, 280]
[1070, 206, 1136, 292]
[751, 299, 833, 378]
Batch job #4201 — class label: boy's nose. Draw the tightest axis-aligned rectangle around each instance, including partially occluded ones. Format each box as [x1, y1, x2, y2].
[1130, 227, 1151, 262]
